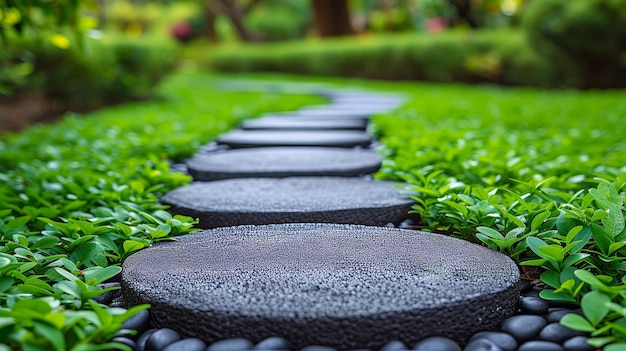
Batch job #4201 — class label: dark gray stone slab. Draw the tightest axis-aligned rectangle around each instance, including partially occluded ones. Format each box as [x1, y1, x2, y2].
[161, 177, 414, 228]
[241, 117, 366, 131]
[259, 113, 371, 126]
[186, 147, 382, 181]
[122, 223, 521, 349]
[294, 109, 374, 119]
[216, 130, 372, 149]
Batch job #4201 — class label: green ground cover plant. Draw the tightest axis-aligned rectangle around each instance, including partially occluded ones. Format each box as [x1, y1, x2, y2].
[0, 72, 323, 350]
[2, 70, 625, 349]
[369, 83, 626, 350]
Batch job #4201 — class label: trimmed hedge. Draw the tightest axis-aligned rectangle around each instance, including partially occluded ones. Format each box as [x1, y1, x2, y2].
[208, 30, 598, 88]
[1, 34, 176, 107]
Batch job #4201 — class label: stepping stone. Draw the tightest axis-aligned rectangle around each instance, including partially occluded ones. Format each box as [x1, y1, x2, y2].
[294, 109, 374, 119]
[161, 177, 414, 228]
[241, 117, 367, 131]
[122, 223, 521, 349]
[216, 130, 372, 149]
[186, 147, 382, 181]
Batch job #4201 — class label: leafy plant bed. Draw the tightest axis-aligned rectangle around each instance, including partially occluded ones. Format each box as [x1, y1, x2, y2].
[370, 83, 626, 350]
[1, 71, 625, 350]
[0, 72, 324, 350]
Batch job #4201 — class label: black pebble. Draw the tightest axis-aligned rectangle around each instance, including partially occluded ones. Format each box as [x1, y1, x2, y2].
[539, 322, 586, 343]
[463, 338, 503, 351]
[523, 289, 541, 299]
[94, 282, 120, 305]
[413, 336, 462, 351]
[120, 309, 150, 337]
[545, 308, 572, 323]
[563, 336, 596, 351]
[145, 328, 181, 351]
[135, 329, 157, 351]
[468, 332, 517, 351]
[518, 341, 564, 351]
[519, 296, 550, 315]
[255, 337, 291, 350]
[207, 338, 254, 351]
[379, 340, 408, 351]
[112, 336, 137, 351]
[300, 346, 338, 351]
[500, 315, 547, 342]
[162, 338, 206, 351]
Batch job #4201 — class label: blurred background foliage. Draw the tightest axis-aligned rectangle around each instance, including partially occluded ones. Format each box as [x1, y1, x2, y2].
[1, 0, 625, 127]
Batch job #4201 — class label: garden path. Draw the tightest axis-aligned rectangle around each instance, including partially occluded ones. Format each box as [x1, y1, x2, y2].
[120, 89, 523, 350]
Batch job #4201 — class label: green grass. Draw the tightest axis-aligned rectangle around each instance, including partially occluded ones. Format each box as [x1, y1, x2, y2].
[1, 71, 626, 350]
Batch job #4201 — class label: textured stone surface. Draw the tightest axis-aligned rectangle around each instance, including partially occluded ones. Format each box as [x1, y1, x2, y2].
[186, 147, 382, 181]
[241, 117, 367, 131]
[217, 130, 372, 149]
[294, 109, 374, 119]
[161, 177, 413, 228]
[122, 223, 521, 350]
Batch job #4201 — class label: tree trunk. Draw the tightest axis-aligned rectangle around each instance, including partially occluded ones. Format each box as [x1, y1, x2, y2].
[207, 0, 262, 42]
[311, 0, 354, 37]
[449, 0, 478, 28]
[203, 1, 218, 42]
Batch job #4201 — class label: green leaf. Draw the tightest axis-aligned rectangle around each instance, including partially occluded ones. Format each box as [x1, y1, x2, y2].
[476, 226, 505, 240]
[540, 289, 577, 303]
[569, 226, 592, 254]
[53, 267, 79, 282]
[531, 211, 551, 231]
[123, 240, 146, 254]
[69, 243, 99, 267]
[581, 290, 611, 326]
[31, 236, 61, 250]
[561, 313, 596, 332]
[557, 212, 578, 235]
[603, 205, 625, 237]
[33, 320, 66, 351]
[0, 277, 16, 293]
[605, 343, 626, 351]
[84, 266, 121, 285]
[591, 223, 613, 256]
[575, 269, 605, 288]
[540, 271, 561, 289]
[526, 237, 548, 256]
[7, 216, 31, 230]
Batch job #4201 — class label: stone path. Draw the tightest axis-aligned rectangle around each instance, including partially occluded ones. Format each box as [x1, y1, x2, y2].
[121, 88, 521, 350]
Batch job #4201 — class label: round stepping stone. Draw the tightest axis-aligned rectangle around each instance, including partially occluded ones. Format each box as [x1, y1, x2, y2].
[216, 130, 372, 149]
[241, 117, 367, 131]
[161, 177, 413, 228]
[121, 223, 521, 349]
[186, 147, 382, 181]
[294, 109, 374, 119]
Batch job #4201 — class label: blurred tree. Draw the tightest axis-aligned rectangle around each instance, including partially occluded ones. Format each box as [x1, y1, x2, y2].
[311, 0, 354, 37]
[448, 0, 478, 28]
[205, 0, 263, 41]
[0, 0, 86, 36]
[523, 0, 626, 88]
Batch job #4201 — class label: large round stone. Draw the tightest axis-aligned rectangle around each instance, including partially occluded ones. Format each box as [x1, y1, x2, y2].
[161, 177, 414, 228]
[216, 130, 372, 149]
[122, 223, 521, 349]
[186, 147, 382, 181]
[241, 117, 367, 131]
